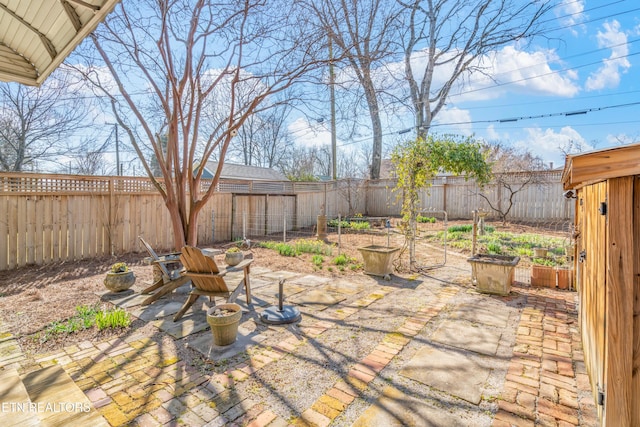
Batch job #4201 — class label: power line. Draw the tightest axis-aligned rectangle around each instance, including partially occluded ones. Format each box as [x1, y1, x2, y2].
[341, 100, 640, 147]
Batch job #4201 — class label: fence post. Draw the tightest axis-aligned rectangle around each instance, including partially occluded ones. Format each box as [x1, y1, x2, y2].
[243, 210, 247, 241]
[338, 214, 341, 254]
[211, 209, 215, 243]
[109, 177, 115, 255]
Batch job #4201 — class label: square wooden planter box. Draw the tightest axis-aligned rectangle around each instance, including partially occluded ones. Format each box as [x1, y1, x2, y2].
[557, 268, 574, 290]
[531, 265, 556, 288]
[467, 254, 520, 296]
[358, 245, 400, 278]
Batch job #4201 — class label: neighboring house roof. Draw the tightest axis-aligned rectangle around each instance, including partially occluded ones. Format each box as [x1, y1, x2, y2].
[0, 0, 121, 86]
[201, 161, 288, 181]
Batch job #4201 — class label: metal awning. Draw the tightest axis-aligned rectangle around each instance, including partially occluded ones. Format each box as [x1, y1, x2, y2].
[0, 0, 120, 86]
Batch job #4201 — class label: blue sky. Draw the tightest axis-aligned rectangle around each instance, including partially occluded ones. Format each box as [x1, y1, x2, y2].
[290, 0, 640, 170]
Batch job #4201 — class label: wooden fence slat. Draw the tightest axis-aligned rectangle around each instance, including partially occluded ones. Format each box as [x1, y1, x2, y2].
[43, 196, 52, 264]
[35, 196, 44, 265]
[59, 196, 68, 262]
[25, 196, 35, 264]
[0, 196, 7, 270]
[16, 196, 26, 268]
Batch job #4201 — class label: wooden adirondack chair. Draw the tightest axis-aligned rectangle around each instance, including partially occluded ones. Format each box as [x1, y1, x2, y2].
[173, 246, 253, 321]
[139, 236, 191, 305]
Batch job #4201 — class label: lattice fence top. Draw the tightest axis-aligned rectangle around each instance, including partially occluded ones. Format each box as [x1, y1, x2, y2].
[0, 170, 562, 195]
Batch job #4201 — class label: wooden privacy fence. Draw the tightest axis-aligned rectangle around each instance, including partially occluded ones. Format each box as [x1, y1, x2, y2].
[0, 170, 572, 271]
[365, 170, 572, 221]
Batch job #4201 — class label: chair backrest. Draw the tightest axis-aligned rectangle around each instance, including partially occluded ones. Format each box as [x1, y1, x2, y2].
[139, 236, 171, 278]
[180, 246, 228, 292]
[139, 236, 160, 260]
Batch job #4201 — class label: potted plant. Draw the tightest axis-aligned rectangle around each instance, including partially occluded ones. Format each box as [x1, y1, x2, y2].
[224, 247, 244, 266]
[104, 262, 136, 292]
[207, 303, 242, 346]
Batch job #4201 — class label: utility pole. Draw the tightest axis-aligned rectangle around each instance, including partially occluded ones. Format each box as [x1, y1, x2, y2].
[114, 123, 120, 176]
[329, 34, 337, 181]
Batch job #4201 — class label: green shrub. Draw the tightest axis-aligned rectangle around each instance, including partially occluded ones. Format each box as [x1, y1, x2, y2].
[312, 255, 324, 267]
[327, 219, 350, 228]
[417, 215, 436, 223]
[332, 254, 349, 265]
[448, 224, 473, 233]
[350, 221, 370, 230]
[486, 243, 502, 254]
[295, 239, 332, 255]
[258, 241, 297, 256]
[532, 257, 555, 266]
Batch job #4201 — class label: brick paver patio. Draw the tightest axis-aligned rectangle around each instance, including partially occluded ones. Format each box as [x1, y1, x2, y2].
[0, 256, 598, 427]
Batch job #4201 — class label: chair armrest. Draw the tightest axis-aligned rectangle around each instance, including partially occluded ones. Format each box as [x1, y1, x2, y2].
[218, 259, 253, 276]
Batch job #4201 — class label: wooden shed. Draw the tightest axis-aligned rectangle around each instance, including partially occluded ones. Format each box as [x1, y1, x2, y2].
[562, 143, 640, 426]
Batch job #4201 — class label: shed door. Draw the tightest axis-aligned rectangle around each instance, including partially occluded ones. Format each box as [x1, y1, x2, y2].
[578, 181, 607, 419]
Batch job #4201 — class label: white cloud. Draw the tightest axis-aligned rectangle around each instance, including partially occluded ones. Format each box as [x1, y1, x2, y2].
[585, 20, 630, 91]
[516, 126, 592, 167]
[404, 45, 579, 103]
[433, 107, 473, 135]
[288, 117, 331, 148]
[483, 47, 579, 97]
[556, 0, 586, 36]
[483, 125, 509, 142]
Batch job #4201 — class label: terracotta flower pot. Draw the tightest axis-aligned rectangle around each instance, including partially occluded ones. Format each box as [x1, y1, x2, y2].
[104, 271, 136, 292]
[207, 303, 242, 346]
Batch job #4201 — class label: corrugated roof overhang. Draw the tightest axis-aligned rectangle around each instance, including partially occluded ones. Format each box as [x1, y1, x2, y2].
[0, 0, 120, 86]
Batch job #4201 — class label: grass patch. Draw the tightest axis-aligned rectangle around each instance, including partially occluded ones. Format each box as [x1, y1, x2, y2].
[36, 304, 131, 342]
[327, 219, 371, 230]
[258, 239, 333, 257]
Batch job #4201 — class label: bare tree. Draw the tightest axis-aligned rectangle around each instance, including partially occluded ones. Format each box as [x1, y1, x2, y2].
[0, 72, 90, 172]
[279, 145, 331, 181]
[306, 0, 403, 180]
[400, 0, 552, 137]
[230, 101, 294, 169]
[67, 137, 111, 175]
[478, 143, 549, 224]
[74, 0, 327, 249]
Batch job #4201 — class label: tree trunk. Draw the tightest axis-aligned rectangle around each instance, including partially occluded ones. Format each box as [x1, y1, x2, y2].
[364, 80, 383, 180]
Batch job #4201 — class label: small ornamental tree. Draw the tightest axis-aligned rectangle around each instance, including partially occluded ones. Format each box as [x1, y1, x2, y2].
[391, 135, 492, 267]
